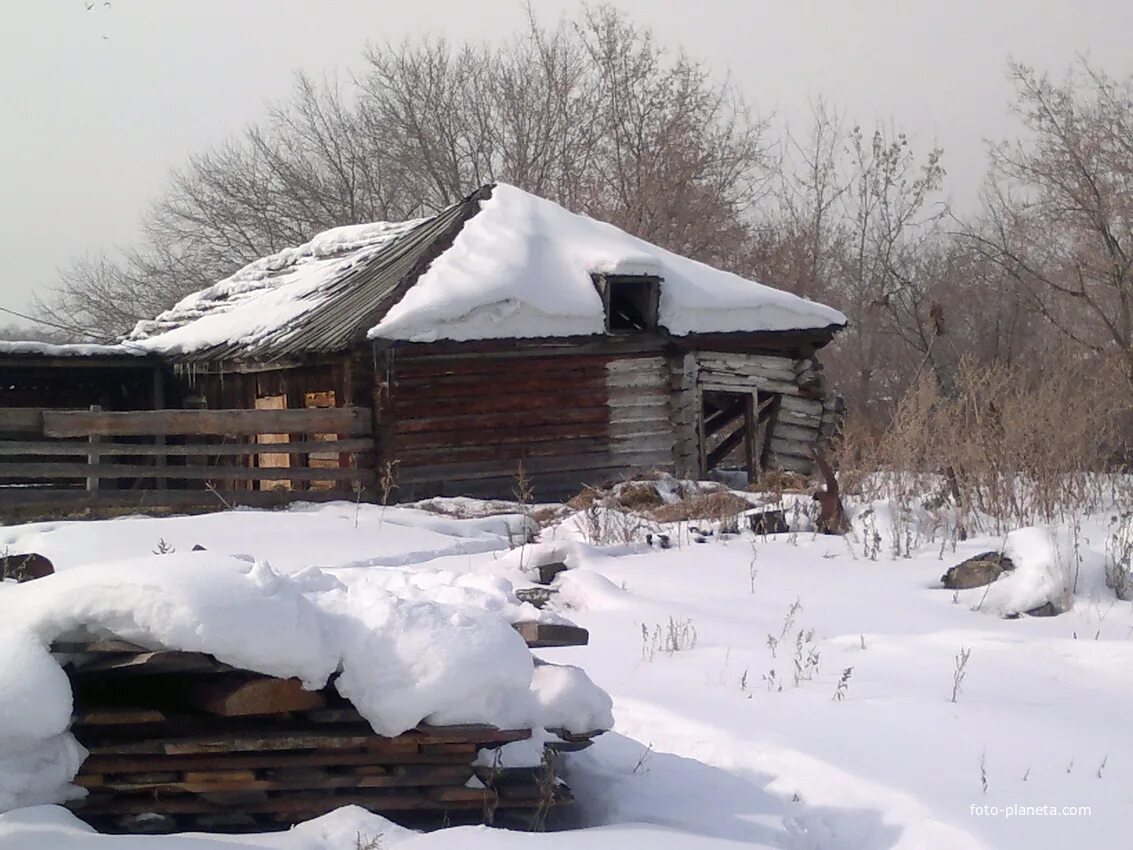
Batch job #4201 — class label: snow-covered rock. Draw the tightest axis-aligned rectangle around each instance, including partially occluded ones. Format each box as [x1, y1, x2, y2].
[964, 527, 1073, 617]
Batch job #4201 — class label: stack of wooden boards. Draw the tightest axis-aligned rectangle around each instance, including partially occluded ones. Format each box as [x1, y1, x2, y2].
[53, 620, 598, 834]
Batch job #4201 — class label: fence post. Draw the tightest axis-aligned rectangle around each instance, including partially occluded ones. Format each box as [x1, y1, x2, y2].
[86, 404, 100, 492]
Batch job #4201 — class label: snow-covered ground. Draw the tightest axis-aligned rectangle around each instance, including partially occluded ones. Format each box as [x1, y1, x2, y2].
[1, 493, 1130, 849]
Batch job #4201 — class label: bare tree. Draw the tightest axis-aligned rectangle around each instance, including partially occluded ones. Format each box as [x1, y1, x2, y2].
[968, 59, 1133, 390]
[41, 5, 769, 338]
[753, 103, 947, 416]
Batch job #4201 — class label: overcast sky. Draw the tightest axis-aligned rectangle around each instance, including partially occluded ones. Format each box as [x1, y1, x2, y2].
[3, 0, 1132, 323]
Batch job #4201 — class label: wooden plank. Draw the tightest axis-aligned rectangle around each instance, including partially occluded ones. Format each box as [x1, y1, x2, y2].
[392, 422, 609, 451]
[392, 406, 609, 436]
[608, 402, 670, 425]
[0, 408, 44, 434]
[775, 409, 822, 428]
[392, 371, 606, 401]
[41, 407, 373, 438]
[513, 622, 589, 648]
[74, 766, 476, 794]
[393, 352, 616, 379]
[85, 731, 421, 756]
[181, 677, 326, 717]
[699, 378, 800, 395]
[0, 463, 371, 483]
[698, 352, 798, 370]
[397, 449, 673, 486]
[419, 743, 477, 755]
[0, 439, 374, 457]
[79, 749, 473, 774]
[414, 725, 531, 745]
[770, 454, 813, 474]
[183, 770, 259, 783]
[771, 423, 821, 443]
[391, 388, 608, 418]
[778, 396, 824, 415]
[74, 651, 231, 676]
[769, 436, 815, 460]
[74, 710, 167, 726]
[53, 639, 149, 654]
[430, 786, 495, 803]
[68, 790, 440, 816]
[393, 438, 611, 468]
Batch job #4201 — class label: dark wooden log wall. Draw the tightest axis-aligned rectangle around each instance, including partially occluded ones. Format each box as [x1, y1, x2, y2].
[0, 359, 162, 411]
[379, 345, 675, 501]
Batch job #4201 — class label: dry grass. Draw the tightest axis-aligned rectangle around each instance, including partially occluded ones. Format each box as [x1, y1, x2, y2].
[648, 490, 752, 523]
[835, 355, 1126, 532]
[615, 482, 665, 512]
[751, 470, 812, 494]
[566, 487, 600, 511]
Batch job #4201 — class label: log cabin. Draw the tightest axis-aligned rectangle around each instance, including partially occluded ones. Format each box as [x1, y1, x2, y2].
[4, 185, 846, 505]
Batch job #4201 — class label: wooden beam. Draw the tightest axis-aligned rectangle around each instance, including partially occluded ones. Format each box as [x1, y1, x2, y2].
[0, 438, 374, 457]
[0, 408, 44, 434]
[41, 407, 373, 438]
[703, 398, 747, 438]
[0, 463, 372, 483]
[707, 423, 747, 470]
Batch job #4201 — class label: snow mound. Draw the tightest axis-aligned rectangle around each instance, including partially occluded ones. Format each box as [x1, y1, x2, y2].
[968, 527, 1073, 616]
[0, 552, 611, 815]
[371, 184, 846, 342]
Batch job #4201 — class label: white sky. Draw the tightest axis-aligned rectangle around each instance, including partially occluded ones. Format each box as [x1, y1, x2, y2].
[2, 0, 1132, 320]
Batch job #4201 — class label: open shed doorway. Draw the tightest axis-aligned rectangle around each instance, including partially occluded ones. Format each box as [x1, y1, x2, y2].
[699, 390, 776, 484]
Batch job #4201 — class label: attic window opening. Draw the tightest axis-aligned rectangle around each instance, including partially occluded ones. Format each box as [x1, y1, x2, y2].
[596, 275, 660, 334]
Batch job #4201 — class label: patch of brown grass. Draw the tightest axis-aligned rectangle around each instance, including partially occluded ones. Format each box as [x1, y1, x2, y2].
[751, 470, 811, 493]
[531, 506, 562, 526]
[566, 486, 600, 511]
[648, 490, 752, 523]
[615, 482, 664, 511]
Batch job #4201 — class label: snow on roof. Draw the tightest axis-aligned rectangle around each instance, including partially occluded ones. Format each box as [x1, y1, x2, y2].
[0, 341, 144, 358]
[370, 184, 847, 342]
[125, 184, 845, 359]
[127, 218, 426, 357]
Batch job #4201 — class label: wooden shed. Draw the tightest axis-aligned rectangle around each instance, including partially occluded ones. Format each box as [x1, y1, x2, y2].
[4, 184, 846, 507]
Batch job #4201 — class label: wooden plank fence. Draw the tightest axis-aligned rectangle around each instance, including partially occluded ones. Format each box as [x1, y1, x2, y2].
[0, 407, 375, 516]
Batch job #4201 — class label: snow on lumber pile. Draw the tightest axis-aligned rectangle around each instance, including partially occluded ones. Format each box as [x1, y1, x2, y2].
[0, 552, 612, 833]
[58, 644, 561, 834]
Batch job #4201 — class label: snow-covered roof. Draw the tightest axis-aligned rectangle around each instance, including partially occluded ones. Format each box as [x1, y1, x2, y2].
[372, 184, 847, 343]
[0, 341, 146, 358]
[126, 213, 441, 362]
[126, 184, 846, 362]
